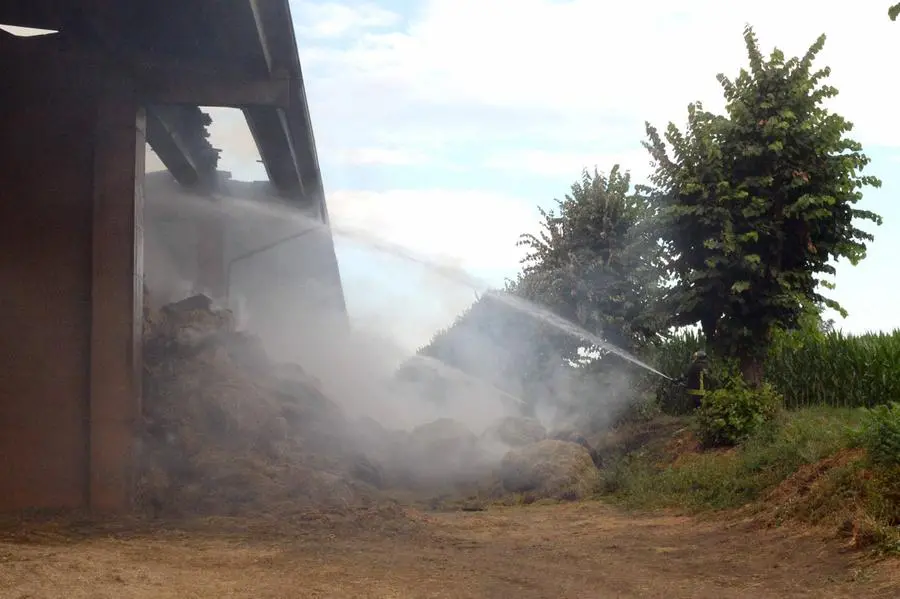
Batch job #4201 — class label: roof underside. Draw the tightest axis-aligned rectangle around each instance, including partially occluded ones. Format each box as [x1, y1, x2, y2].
[0, 0, 327, 221]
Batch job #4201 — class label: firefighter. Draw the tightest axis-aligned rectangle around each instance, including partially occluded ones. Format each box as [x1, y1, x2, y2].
[680, 350, 712, 408]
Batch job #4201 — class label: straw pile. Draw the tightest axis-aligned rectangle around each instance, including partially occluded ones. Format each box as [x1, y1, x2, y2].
[483, 416, 547, 447]
[499, 440, 601, 500]
[138, 292, 382, 517]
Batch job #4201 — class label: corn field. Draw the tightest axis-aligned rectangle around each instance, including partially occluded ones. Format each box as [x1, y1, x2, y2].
[649, 328, 900, 409]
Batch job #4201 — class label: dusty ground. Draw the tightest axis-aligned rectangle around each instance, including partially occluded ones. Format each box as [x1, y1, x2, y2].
[1, 503, 897, 599]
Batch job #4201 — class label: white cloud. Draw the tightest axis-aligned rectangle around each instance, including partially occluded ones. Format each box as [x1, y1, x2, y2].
[295, 1, 401, 39]
[485, 149, 653, 181]
[337, 146, 429, 166]
[301, 0, 900, 149]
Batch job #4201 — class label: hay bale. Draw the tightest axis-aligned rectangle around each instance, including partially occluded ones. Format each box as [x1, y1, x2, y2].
[484, 416, 546, 447]
[550, 429, 603, 469]
[499, 440, 600, 500]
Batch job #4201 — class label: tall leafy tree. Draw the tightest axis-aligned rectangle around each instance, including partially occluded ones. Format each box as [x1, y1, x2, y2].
[890, 4, 900, 21]
[515, 166, 665, 360]
[643, 26, 882, 385]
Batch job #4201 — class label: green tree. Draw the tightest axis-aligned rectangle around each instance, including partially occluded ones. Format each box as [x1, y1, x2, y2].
[890, 4, 900, 21]
[643, 26, 882, 385]
[515, 166, 665, 361]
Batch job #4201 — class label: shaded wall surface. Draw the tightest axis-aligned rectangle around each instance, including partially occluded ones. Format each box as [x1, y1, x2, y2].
[0, 37, 142, 512]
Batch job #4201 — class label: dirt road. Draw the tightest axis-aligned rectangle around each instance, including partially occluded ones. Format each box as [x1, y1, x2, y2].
[1, 503, 897, 598]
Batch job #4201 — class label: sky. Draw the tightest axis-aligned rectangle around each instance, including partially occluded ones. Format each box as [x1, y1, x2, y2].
[152, 0, 900, 351]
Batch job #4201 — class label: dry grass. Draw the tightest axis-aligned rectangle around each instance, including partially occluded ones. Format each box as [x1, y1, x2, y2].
[1, 502, 898, 598]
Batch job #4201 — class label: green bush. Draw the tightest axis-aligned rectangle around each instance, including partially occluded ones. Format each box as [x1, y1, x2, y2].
[856, 402, 900, 468]
[695, 377, 782, 448]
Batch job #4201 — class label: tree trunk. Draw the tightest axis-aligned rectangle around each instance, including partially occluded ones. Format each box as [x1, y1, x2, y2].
[739, 354, 764, 388]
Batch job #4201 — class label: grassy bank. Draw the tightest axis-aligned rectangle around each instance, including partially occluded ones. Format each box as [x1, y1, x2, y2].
[596, 407, 900, 553]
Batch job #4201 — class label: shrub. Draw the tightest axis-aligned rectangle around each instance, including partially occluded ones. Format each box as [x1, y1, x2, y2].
[695, 376, 782, 448]
[856, 402, 900, 468]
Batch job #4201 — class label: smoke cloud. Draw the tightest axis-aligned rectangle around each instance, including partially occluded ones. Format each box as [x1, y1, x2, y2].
[142, 169, 642, 492]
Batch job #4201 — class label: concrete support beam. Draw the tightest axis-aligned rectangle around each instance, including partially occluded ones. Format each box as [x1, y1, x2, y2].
[141, 73, 292, 108]
[243, 106, 304, 195]
[132, 48, 291, 107]
[89, 88, 144, 513]
[146, 105, 220, 190]
[146, 107, 202, 187]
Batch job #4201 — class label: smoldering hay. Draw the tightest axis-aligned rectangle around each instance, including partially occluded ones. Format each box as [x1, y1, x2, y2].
[137, 286, 604, 517]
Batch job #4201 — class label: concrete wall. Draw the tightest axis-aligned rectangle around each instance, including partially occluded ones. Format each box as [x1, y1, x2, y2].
[0, 36, 143, 512]
[0, 39, 95, 510]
